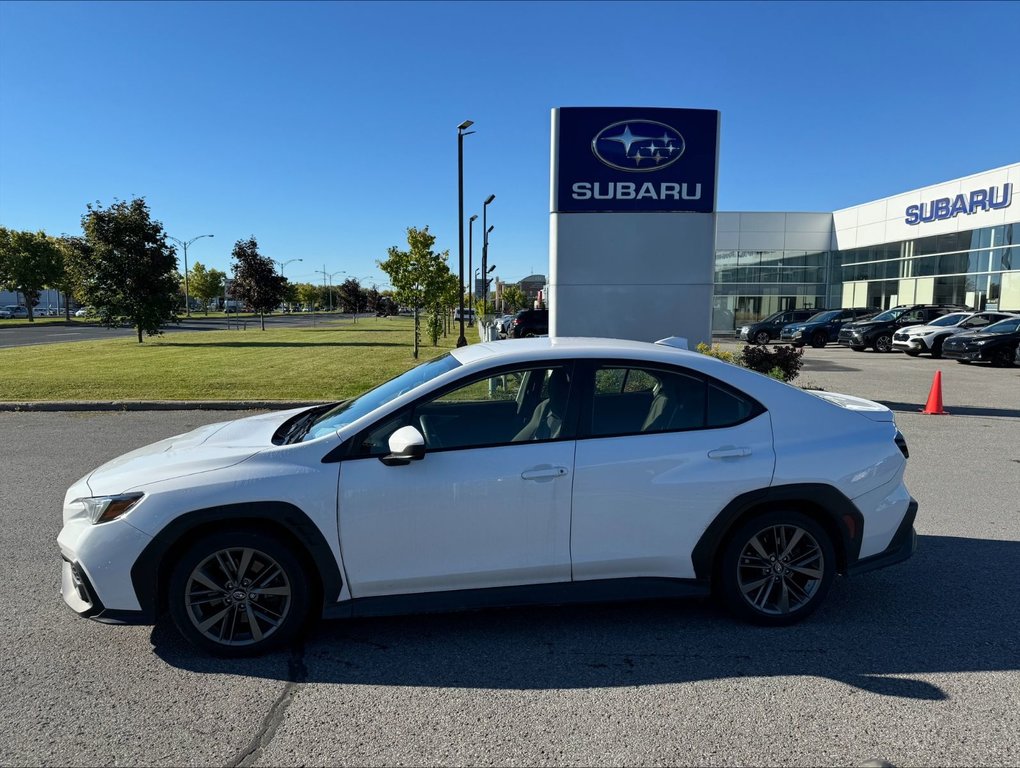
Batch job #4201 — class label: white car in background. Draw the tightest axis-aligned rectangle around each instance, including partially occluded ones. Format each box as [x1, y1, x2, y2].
[892, 311, 1019, 358]
[58, 337, 917, 655]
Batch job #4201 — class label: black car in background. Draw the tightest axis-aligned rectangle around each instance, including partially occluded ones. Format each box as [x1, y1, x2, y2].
[738, 309, 818, 345]
[838, 304, 967, 352]
[507, 308, 549, 338]
[779, 308, 878, 348]
[941, 316, 1020, 366]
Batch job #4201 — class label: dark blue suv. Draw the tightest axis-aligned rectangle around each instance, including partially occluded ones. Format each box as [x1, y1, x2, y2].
[780, 308, 878, 348]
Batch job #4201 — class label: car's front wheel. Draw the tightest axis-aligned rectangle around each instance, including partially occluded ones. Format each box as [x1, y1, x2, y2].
[873, 334, 893, 353]
[810, 332, 827, 348]
[719, 511, 835, 625]
[754, 331, 770, 345]
[168, 530, 311, 656]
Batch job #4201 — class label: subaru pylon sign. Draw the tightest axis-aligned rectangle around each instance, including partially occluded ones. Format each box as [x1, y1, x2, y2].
[553, 107, 719, 213]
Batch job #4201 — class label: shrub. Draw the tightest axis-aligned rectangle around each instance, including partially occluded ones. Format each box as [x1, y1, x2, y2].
[740, 344, 804, 382]
[696, 342, 804, 383]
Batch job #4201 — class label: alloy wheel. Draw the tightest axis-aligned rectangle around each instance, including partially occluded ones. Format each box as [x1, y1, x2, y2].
[183, 547, 293, 647]
[874, 334, 893, 352]
[735, 524, 825, 616]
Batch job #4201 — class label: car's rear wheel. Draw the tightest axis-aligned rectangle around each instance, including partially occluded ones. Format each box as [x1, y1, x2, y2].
[873, 334, 893, 353]
[168, 531, 311, 656]
[754, 331, 770, 345]
[719, 511, 835, 626]
[810, 332, 827, 348]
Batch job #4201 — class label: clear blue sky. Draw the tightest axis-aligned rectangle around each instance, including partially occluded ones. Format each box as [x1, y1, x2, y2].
[1, 0, 1017, 288]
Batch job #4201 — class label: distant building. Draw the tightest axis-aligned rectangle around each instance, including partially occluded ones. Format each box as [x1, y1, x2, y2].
[518, 274, 546, 307]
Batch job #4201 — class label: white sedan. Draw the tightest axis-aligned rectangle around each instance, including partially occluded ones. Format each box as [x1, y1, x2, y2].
[58, 337, 917, 655]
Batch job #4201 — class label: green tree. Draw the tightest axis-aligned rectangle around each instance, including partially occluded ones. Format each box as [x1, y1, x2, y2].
[379, 226, 451, 358]
[187, 262, 226, 315]
[501, 284, 526, 313]
[336, 277, 364, 314]
[295, 282, 321, 310]
[69, 199, 179, 342]
[0, 227, 63, 322]
[230, 236, 285, 330]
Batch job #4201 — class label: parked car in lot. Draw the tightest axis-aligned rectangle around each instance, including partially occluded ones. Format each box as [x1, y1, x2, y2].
[892, 311, 1018, 358]
[74, 307, 91, 317]
[506, 308, 549, 338]
[780, 308, 878, 348]
[58, 336, 916, 656]
[838, 304, 967, 352]
[941, 316, 1020, 366]
[2, 305, 30, 319]
[497, 314, 515, 338]
[739, 309, 818, 345]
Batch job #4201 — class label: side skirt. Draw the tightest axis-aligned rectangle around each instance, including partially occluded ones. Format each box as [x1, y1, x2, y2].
[322, 578, 711, 621]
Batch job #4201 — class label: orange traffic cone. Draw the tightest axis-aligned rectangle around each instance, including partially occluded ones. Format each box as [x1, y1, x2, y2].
[921, 370, 948, 415]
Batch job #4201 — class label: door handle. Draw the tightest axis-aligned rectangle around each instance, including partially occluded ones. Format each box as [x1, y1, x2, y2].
[707, 447, 751, 459]
[521, 466, 569, 480]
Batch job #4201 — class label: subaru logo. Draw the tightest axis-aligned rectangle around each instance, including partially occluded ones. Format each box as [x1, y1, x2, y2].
[591, 120, 686, 173]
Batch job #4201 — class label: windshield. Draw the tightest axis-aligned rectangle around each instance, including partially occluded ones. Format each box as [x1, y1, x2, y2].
[870, 308, 903, 322]
[807, 310, 840, 323]
[980, 317, 1020, 334]
[928, 313, 968, 327]
[761, 311, 786, 323]
[300, 353, 462, 441]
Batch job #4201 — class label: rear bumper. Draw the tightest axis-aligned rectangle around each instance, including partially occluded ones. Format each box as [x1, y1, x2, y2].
[846, 498, 917, 576]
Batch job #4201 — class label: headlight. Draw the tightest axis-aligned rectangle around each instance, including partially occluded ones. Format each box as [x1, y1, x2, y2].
[72, 493, 145, 524]
[791, 329, 803, 337]
[972, 339, 993, 346]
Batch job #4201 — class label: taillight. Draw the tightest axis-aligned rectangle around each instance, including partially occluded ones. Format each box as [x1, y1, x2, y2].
[894, 430, 909, 459]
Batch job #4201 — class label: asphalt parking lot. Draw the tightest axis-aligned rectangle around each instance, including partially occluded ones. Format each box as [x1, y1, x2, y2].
[0, 344, 1017, 767]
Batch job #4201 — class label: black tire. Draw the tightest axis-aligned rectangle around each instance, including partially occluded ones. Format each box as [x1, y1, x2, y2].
[990, 347, 1014, 368]
[718, 510, 835, 626]
[930, 337, 945, 359]
[754, 331, 770, 345]
[810, 332, 827, 348]
[873, 334, 893, 353]
[168, 530, 312, 656]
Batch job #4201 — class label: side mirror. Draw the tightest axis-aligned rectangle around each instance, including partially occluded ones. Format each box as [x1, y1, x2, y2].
[380, 425, 426, 466]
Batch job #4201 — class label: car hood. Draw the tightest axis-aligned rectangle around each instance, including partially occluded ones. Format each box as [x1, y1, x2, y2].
[84, 407, 310, 496]
[806, 390, 894, 422]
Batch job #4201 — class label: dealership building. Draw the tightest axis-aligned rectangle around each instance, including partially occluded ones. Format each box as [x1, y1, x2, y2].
[712, 162, 1019, 332]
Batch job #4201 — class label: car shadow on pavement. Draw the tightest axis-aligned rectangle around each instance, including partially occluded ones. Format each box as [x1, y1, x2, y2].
[152, 534, 1019, 699]
[879, 401, 1020, 418]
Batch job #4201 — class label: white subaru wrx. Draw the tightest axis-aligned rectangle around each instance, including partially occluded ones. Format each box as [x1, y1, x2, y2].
[58, 337, 917, 655]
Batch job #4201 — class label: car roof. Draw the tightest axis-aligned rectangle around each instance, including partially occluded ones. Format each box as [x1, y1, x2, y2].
[450, 336, 710, 370]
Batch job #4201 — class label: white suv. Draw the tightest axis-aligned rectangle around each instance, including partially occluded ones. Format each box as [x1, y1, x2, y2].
[892, 311, 1019, 358]
[58, 337, 917, 655]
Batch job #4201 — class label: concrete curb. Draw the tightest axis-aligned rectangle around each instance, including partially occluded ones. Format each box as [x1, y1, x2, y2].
[0, 401, 326, 413]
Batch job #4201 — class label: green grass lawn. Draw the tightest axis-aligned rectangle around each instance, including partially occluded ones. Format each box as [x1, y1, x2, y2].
[0, 317, 461, 401]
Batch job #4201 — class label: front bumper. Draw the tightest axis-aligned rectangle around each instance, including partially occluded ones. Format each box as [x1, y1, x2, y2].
[942, 346, 981, 361]
[892, 337, 924, 352]
[846, 498, 918, 576]
[58, 515, 154, 622]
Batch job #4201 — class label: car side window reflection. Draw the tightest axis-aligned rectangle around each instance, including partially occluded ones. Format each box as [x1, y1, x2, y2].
[358, 366, 574, 455]
[590, 366, 706, 437]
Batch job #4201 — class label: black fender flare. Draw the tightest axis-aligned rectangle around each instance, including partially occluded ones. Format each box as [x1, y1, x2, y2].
[690, 484, 864, 581]
[130, 501, 343, 621]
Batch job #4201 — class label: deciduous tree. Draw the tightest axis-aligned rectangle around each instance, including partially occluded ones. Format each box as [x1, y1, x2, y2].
[379, 226, 452, 358]
[70, 199, 179, 342]
[230, 237, 285, 331]
[0, 227, 63, 322]
[187, 262, 226, 315]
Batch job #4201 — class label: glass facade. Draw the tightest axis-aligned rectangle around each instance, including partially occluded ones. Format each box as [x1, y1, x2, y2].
[713, 222, 1020, 332]
[712, 248, 840, 332]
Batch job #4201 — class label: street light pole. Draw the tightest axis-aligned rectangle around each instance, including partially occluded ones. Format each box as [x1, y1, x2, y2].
[273, 258, 302, 310]
[456, 119, 475, 348]
[168, 233, 214, 317]
[481, 194, 495, 317]
[467, 214, 478, 327]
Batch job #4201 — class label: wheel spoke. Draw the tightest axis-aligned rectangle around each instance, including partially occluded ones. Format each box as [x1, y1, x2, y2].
[778, 528, 805, 560]
[191, 571, 223, 594]
[777, 580, 790, 613]
[216, 551, 237, 581]
[236, 548, 254, 583]
[747, 535, 771, 561]
[755, 578, 775, 609]
[198, 606, 231, 633]
[251, 564, 281, 588]
[245, 603, 264, 642]
[787, 564, 823, 579]
[740, 576, 770, 595]
[251, 585, 290, 597]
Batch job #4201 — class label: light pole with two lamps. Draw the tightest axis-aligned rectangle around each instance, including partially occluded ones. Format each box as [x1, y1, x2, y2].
[456, 119, 475, 347]
[273, 258, 302, 311]
[168, 233, 214, 317]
